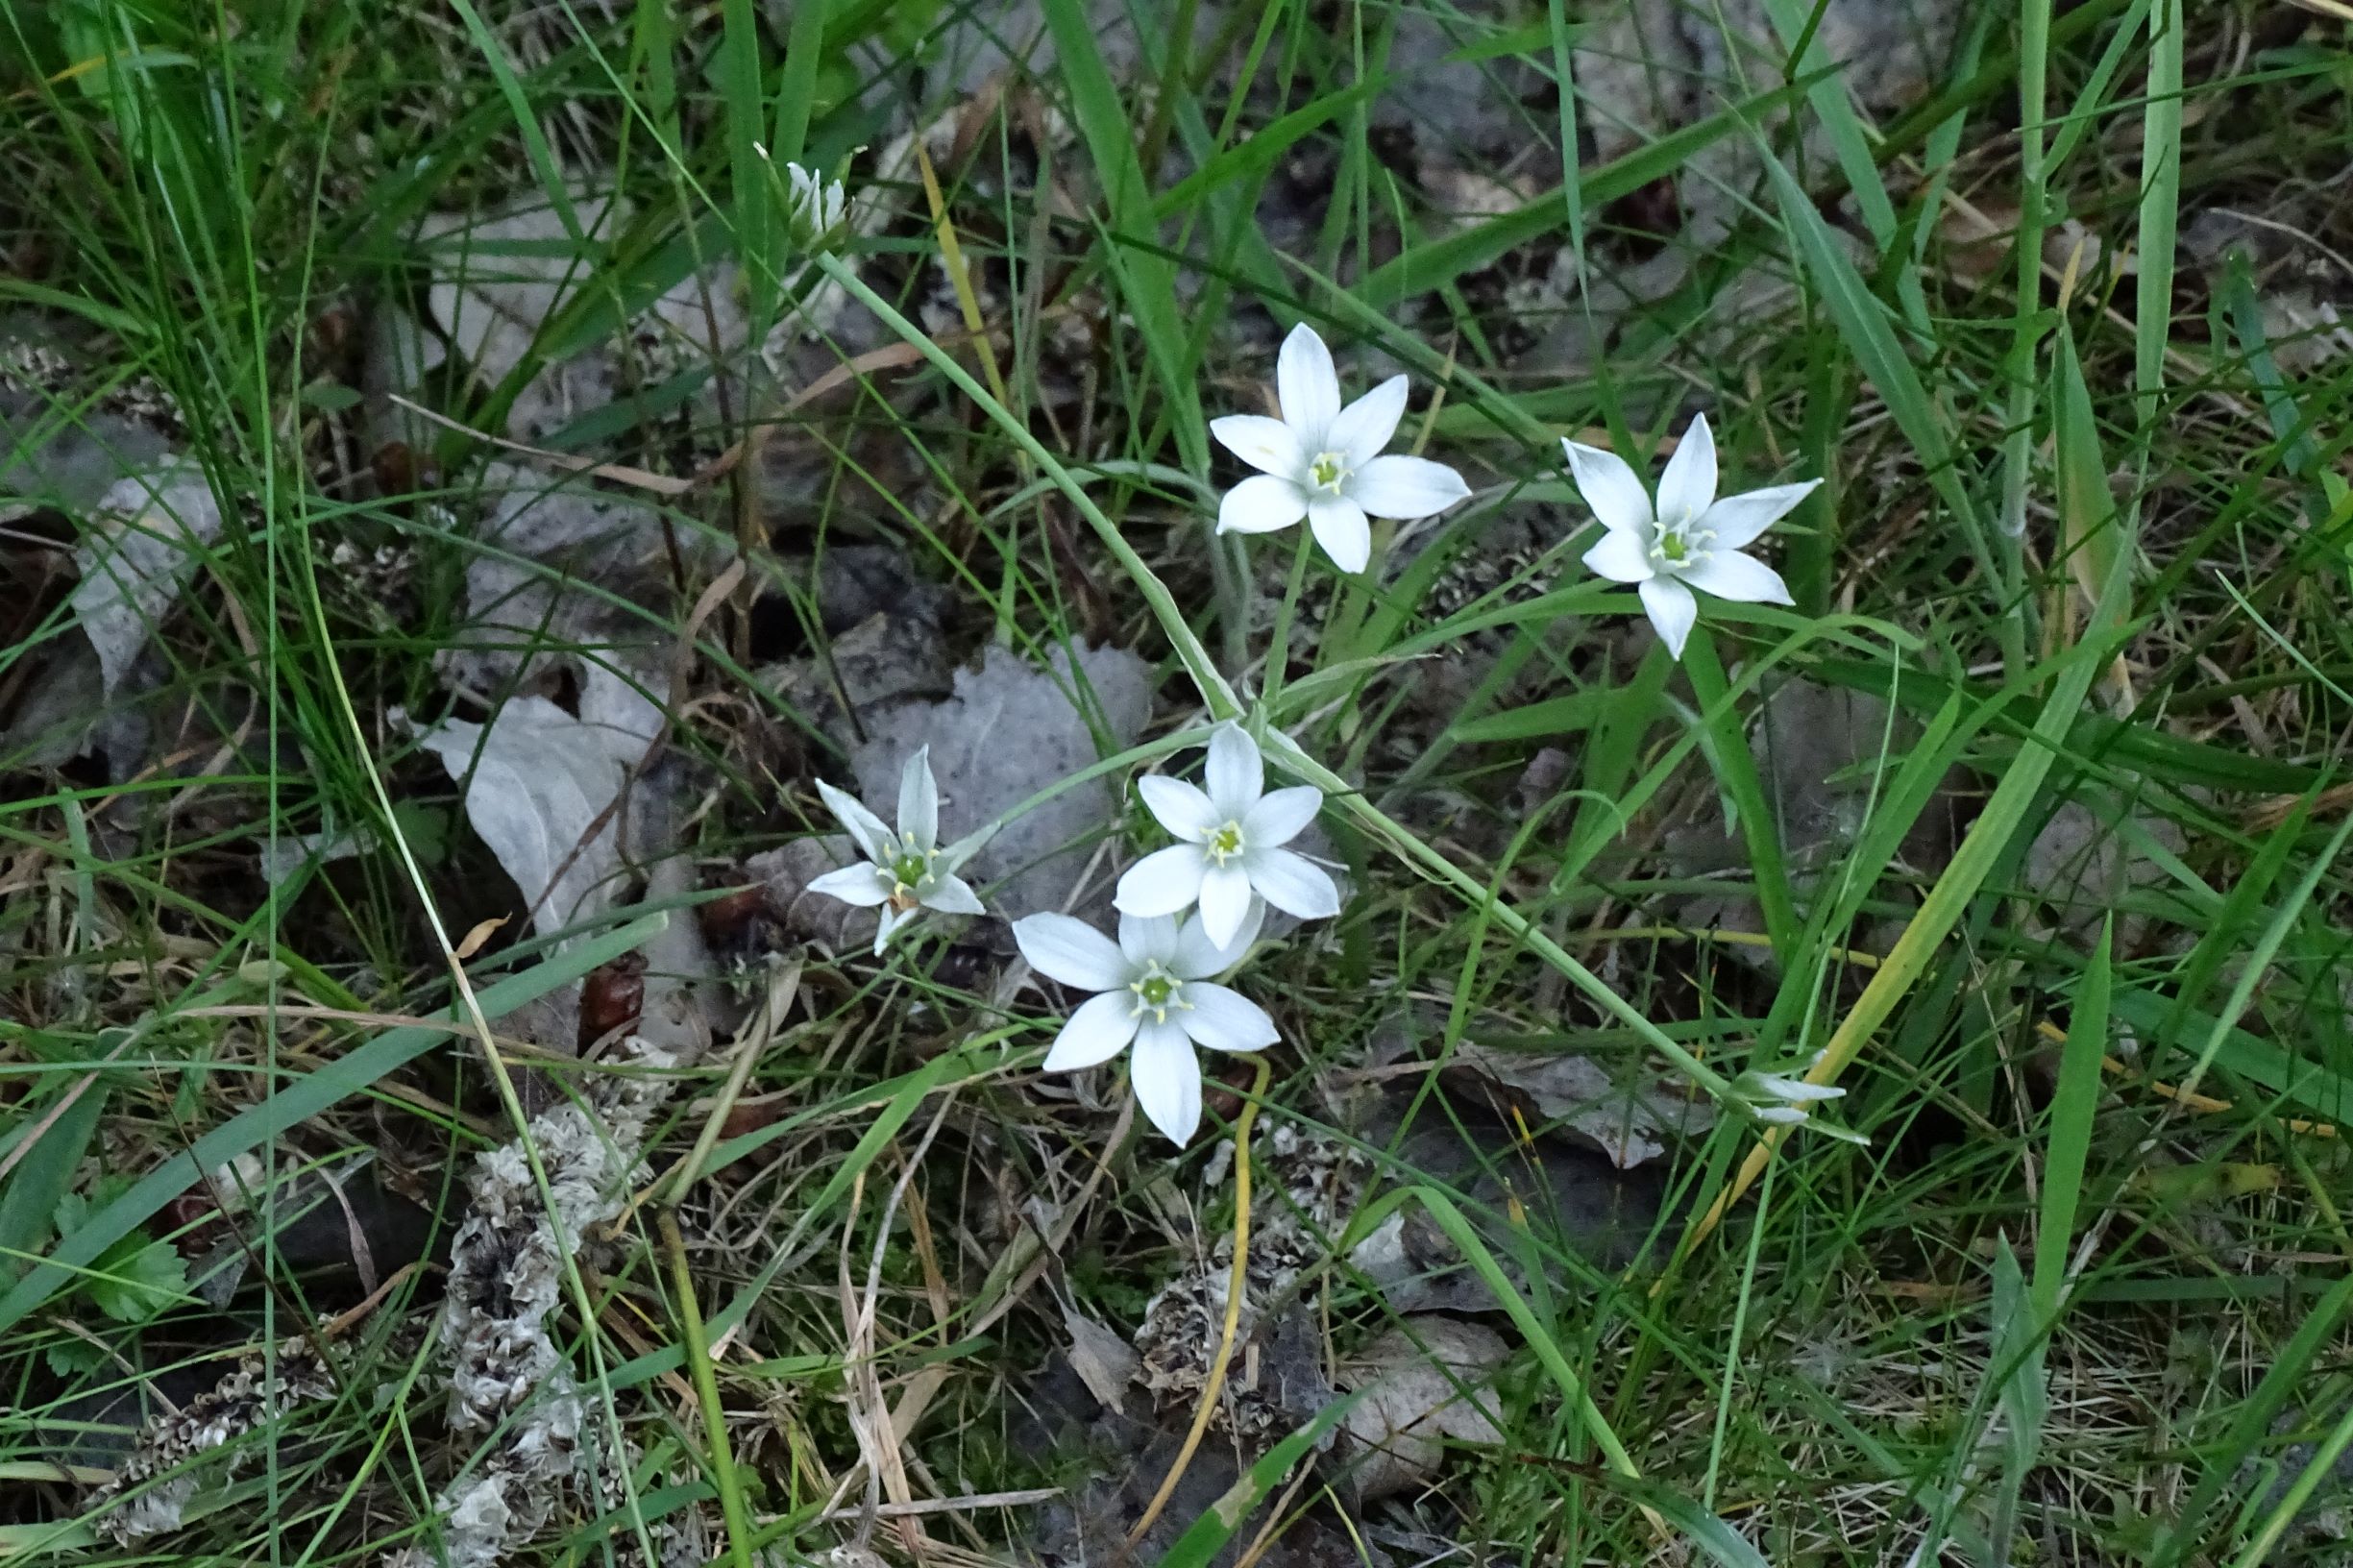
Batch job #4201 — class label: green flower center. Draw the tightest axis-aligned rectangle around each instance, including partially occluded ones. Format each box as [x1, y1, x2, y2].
[1127, 964, 1187, 1024]
[1650, 519, 1715, 571]
[1206, 821, 1246, 866]
[888, 847, 934, 897]
[1307, 452, 1350, 494]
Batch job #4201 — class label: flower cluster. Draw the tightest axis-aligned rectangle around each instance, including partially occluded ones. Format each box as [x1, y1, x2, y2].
[1210, 323, 1818, 658]
[798, 319, 1830, 1147]
[1010, 723, 1340, 1145]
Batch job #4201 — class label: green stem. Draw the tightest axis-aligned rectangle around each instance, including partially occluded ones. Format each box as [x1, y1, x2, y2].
[660, 1210, 756, 1568]
[1261, 528, 1315, 717]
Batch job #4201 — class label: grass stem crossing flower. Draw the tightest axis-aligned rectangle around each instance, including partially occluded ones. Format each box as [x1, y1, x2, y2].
[1115, 724, 1338, 948]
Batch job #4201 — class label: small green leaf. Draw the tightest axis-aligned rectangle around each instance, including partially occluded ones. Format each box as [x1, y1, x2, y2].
[86, 1237, 186, 1324]
[43, 1335, 105, 1380]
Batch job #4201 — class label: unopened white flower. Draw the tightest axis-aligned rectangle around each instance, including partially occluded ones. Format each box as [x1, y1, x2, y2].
[782, 159, 846, 249]
[1733, 1066, 1847, 1127]
[807, 747, 984, 954]
[1015, 905, 1276, 1145]
[1565, 413, 1819, 658]
[1115, 724, 1339, 948]
[1212, 323, 1471, 573]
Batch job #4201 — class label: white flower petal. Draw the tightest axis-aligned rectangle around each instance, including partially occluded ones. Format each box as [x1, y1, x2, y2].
[1752, 1105, 1811, 1125]
[1211, 413, 1307, 478]
[1307, 495, 1372, 573]
[1275, 322, 1340, 442]
[1748, 1072, 1845, 1103]
[1217, 474, 1309, 536]
[1655, 412, 1717, 525]
[1703, 475, 1806, 548]
[1241, 785, 1320, 847]
[919, 873, 985, 917]
[1327, 376, 1408, 468]
[897, 746, 939, 849]
[1246, 847, 1340, 920]
[1636, 576, 1700, 659]
[1042, 992, 1140, 1071]
[1115, 844, 1209, 918]
[1205, 725, 1263, 816]
[1561, 439, 1655, 537]
[1347, 454, 1469, 521]
[1117, 911, 1184, 968]
[816, 779, 892, 864]
[1197, 864, 1256, 949]
[1581, 524, 1654, 584]
[1013, 913, 1129, 992]
[1703, 478, 1820, 551]
[1138, 774, 1220, 841]
[1180, 982, 1279, 1054]
[871, 905, 902, 957]
[807, 864, 891, 906]
[1173, 901, 1263, 979]
[1130, 1019, 1204, 1145]
[1679, 549, 1793, 606]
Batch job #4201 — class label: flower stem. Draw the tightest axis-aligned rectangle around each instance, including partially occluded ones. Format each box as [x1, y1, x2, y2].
[1260, 527, 1314, 717]
[1121, 1055, 1271, 1557]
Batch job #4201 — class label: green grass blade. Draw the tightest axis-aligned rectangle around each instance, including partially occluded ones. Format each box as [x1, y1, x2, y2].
[2133, 0, 2185, 443]
[1039, 0, 1207, 471]
[2033, 919, 2111, 1313]
[0, 910, 670, 1337]
[1761, 141, 2000, 601]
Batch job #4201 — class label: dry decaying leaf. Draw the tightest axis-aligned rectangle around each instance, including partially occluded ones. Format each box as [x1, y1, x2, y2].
[409, 694, 655, 944]
[1335, 1317, 1508, 1503]
[1443, 1041, 1712, 1170]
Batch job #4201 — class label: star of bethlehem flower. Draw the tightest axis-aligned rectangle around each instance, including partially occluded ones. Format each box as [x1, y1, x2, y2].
[1565, 412, 1820, 659]
[807, 746, 984, 954]
[1014, 904, 1276, 1146]
[1115, 723, 1340, 949]
[1212, 323, 1471, 574]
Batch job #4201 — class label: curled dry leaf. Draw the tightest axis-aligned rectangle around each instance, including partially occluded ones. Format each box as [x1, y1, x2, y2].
[409, 694, 655, 944]
[1061, 1303, 1141, 1413]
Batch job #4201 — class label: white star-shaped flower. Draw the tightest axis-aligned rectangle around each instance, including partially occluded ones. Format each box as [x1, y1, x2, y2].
[1565, 413, 1820, 659]
[807, 747, 985, 954]
[1212, 323, 1471, 573]
[1014, 905, 1277, 1145]
[1115, 724, 1340, 948]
